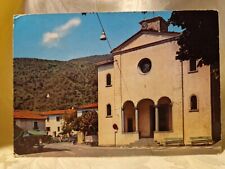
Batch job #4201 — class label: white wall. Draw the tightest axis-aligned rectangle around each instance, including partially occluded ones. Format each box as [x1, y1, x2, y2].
[15, 119, 45, 131]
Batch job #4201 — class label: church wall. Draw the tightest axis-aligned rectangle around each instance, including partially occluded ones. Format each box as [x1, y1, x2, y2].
[183, 60, 212, 144]
[98, 64, 116, 145]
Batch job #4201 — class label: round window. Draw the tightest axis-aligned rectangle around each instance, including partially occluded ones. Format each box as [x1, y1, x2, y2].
[138, 58, 152, 74]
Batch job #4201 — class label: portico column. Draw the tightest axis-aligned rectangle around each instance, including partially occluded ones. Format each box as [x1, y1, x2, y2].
[135, 107, 139, 132]
[121, 108, 124, 132]
[155, 106, 159, 131]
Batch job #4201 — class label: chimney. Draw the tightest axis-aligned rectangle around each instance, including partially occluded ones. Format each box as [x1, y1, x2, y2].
[139, 16, 168, 32]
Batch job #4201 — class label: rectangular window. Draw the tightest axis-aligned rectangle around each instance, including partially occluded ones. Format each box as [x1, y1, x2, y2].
[33, 121, 38, 130]
[58, 127, 60, 132]
[47, 117, 49, 122]
[46, 127, 51, 131]
[56, 116, 61, 121]
[189, 58, 197, 72]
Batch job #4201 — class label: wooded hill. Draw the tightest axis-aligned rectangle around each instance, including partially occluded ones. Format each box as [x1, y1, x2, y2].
[14, 55, 110, 111]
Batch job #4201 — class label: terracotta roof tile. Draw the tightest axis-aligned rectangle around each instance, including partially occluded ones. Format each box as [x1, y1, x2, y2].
[14, 110, 47, 120]
[78, 103, 98, 109]
[40, 109, 76, 116]
[96, 59, 114, 66]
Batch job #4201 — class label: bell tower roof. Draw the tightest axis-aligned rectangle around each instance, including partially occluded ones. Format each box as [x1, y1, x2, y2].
[139, 16, 169, 32]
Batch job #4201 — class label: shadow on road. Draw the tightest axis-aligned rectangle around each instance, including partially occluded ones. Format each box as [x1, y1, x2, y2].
[16, 147, 71, 155]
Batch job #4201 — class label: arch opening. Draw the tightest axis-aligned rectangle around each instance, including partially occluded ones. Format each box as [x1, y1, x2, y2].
[123, 101, 135, 132]
[107, 104, 111, 116]
[157, 97, 172, 131]
[137, 99, 155, 138]
[190, 95, 198, 110]
[106, 73, 111, 86]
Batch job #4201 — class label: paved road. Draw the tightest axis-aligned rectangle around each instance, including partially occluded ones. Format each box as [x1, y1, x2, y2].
[19, 142, 222, 157]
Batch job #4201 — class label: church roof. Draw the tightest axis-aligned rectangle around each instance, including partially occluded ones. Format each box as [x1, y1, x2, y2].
[139, 16, 169, 26]
[98, 17, 181, 67]
[96, 58, 114, 66]
[111, 30, 180, 54]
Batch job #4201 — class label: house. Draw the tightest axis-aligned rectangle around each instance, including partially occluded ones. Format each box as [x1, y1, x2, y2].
[97, 17, 220, 146]
[77, 103, 98, 117]
[14, 110, 47, 132]
[40, 109, 76, 137]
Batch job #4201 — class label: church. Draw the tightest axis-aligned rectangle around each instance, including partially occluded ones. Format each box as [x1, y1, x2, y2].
[97, 16, 220, 146]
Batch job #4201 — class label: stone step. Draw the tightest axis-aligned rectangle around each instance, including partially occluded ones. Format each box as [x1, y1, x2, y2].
[129, 138, 159, 147]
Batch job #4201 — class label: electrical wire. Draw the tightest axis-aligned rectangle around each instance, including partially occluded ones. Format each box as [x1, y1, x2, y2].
[96, 13, 112, 50]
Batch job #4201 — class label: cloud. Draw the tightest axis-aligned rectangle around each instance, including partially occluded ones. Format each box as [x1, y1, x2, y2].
[42, 18, 81, 47]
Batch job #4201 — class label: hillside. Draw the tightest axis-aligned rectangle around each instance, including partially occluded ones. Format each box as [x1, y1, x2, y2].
[14, 55, 111, 111]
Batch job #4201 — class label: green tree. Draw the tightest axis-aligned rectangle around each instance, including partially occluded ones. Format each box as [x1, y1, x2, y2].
[169, 11, 219, 74]
[62, 110, 98, 136]
[74, 111, 98, 136]
[61, 110, 77, 136]
[169, 11, 221, 140]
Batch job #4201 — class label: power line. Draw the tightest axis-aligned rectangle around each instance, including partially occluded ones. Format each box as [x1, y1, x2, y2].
[96, 13, 112, 51]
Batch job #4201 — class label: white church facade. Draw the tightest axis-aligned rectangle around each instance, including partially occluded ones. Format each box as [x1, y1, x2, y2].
[97, 17, 220, 146]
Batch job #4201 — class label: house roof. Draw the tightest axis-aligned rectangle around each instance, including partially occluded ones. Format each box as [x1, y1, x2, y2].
[40, 109, 76, 116]
[96, 58, 114, 67]
[78, 103, 98, 109]
[14, 110, 47, 120]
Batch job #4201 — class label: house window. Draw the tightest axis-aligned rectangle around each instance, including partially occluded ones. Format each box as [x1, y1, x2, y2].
[47, 117, 49, 122]
[33, 121, 39, 130]
[56, 116, 61, 121]
[106, 104, 112, 117]
[106, 73, 112, 87]
[189, 58, 197, 72]
[58, 127, 60, 132]
[190, 95, 198, 111]
[138, 58, 152, 74]
[46, 127, 51, 131]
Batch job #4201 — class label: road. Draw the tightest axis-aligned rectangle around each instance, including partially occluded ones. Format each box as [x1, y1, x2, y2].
[19, 142, 222, 157]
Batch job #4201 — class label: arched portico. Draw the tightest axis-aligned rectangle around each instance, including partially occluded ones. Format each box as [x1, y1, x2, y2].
[137, 99, 155, 138]
[123, 101, 136, 132]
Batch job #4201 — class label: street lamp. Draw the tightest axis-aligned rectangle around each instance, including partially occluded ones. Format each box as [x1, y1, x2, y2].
[100, 31, 106, 40]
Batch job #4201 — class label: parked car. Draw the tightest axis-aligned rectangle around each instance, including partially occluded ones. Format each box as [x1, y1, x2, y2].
[61, 137, 69, 142]
[69, 135, 77, 144]
[52, 137, 60, 143]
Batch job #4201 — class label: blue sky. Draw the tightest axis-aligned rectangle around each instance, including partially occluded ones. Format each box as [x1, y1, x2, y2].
[14, 11, 181, 61]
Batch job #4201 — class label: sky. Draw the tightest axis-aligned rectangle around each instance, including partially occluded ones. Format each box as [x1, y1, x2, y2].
[14, 11, 182, 61]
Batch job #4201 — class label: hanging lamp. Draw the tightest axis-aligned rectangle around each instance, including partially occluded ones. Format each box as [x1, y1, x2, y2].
[100, 31, 107, 40]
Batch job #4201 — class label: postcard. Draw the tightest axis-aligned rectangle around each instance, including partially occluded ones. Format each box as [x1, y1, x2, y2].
[13, 11, 221, 157]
